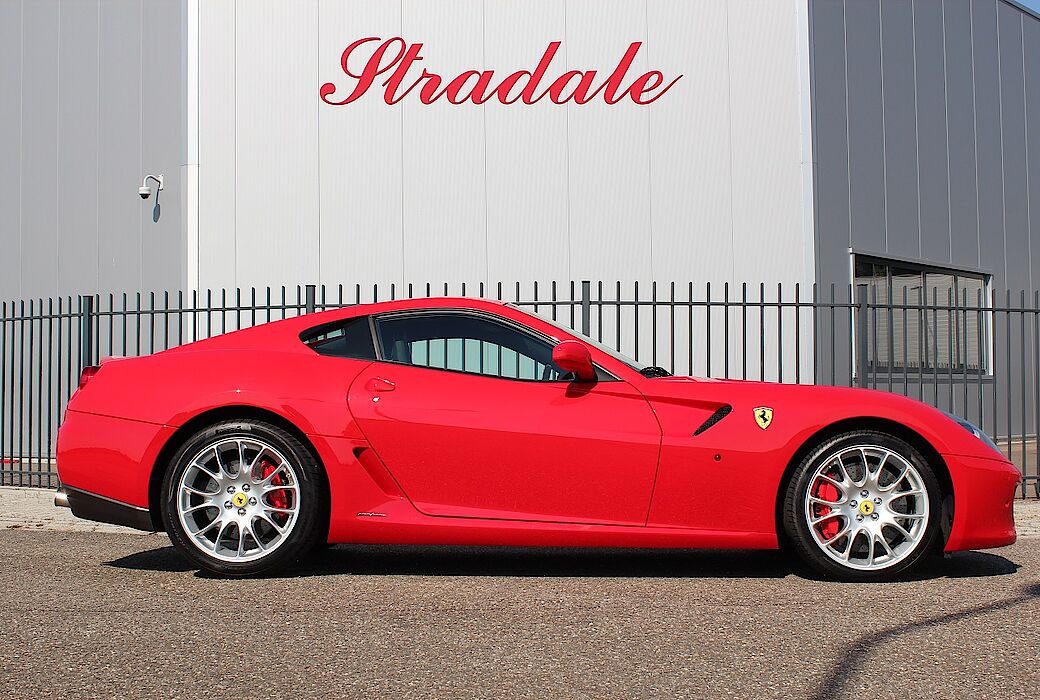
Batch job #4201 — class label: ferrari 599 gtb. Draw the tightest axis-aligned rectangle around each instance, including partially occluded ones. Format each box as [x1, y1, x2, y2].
[55, 298, 1020, 580]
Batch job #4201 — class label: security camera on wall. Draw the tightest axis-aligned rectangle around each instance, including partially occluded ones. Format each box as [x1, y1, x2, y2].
[138, 174, 164, 200]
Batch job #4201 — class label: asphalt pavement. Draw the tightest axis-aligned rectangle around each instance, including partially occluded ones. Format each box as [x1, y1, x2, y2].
[0, 529, 1038, 699]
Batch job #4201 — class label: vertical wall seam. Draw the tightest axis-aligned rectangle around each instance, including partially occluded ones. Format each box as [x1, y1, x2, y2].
[1023, 14, 1033, 293]
[196, 0, 201, 292]
[17, 0, 23, 300]
[799, 0, 818, 287]
[970, 5, 982, 267]
[232, 0, 237, 290]
[841, 0, 853, 251]
[878, 0, 890, 253]
[482, 0, 489, 289]
[138, 0, 143, 293]
[564, 0, 572, 284]
[807, 0, 823, 289]
[724, 0, 736, 283]
[399, 0, 405, 287]
[941, 1, 954, 263]
[96, 0, 101, 295]
[315, 0, 321, 288]
[996, 0, 1009, 285]
[644, 0, 653, 282]
[55, 0, 61, 299]
[911, 0, 923, 258]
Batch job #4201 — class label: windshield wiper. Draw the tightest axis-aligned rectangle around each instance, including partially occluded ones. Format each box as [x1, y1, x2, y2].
[639, 366, 672, 378]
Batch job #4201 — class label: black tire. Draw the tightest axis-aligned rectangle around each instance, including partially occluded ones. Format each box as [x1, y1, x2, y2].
[782, 430, 943, 581]
[160, 419, 326, 576]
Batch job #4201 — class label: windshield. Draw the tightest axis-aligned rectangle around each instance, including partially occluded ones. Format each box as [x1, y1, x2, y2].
[508, 304, 648, 372]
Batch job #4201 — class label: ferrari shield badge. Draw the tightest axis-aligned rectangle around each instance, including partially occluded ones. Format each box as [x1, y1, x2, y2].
[753, 406, 773, 430]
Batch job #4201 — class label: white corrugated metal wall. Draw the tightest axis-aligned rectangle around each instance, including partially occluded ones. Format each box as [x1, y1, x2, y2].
[193, 0, 815, 294]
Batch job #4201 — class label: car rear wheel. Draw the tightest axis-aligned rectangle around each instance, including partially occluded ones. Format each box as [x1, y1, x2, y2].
[783, 430, 942, 581]
[160, 419, 325, 576]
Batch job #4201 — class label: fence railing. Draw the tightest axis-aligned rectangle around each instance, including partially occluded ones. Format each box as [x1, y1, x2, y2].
[1, 280, 1038, 498]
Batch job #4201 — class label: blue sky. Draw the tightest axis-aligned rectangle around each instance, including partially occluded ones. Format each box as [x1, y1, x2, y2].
[1018, 0, 1040, 14]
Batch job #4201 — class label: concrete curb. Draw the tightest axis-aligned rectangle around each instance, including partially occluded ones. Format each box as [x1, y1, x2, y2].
[3, 485, 1040, 539]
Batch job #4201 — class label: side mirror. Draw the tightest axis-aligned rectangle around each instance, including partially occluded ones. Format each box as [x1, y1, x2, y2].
[552, 340, 596, 382]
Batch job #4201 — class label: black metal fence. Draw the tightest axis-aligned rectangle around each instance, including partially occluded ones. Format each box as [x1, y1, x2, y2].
[1, 280, 1038, 497]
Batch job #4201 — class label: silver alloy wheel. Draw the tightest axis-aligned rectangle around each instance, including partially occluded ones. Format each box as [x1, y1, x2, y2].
[804, 444, 929, 571]
[176, 438, 301, 563]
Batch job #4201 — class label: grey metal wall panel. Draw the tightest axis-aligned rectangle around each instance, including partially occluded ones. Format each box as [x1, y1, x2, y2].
[19, 0, 60, 301]
[316, 0, 405, 291]
[197, 0, 815, 297]
[4, 0, 825, 302]
[197, 0, 235, 292]
[566, 0, 652, 284]
[998, 3, 1030, 290]
[57, 0, 100, 296]
[1028, 17, 1040, 293]
[235, 0, 320, 289]
[141, 0, 183, 293]
[809, 0, 851, 279]
[913, 0, 952, 263]
[0, 1, 21, 301]
[400, 0, 487, 288]
[728, 0, 809, 285]
[844, 0, 887, 254]
[880, 0, 920, 258]
[972, 0, 1007, 286]
[646, 1, 732, 284]
[812, 0, 1039, 295]
[483, 0, 569, 286]
[943, 0, 981, 268]
[4, 0, 182, 301]
[98, 0, 143, 295]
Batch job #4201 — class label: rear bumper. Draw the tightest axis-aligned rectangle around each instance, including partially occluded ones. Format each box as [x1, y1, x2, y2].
[54, 485, 155, 531]
[944, 453, 1020, 552]
[56, 409, 174, 509]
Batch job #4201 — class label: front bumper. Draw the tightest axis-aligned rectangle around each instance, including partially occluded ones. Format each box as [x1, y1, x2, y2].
[943, 453, 1020, 552]
[54, 485, 155, 531]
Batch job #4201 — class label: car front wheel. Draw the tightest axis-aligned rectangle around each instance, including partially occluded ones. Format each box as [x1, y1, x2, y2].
[783, 430, 943, 581]
[160, 419, 325, 576]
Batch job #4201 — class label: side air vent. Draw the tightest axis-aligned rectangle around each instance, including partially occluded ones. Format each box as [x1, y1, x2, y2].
[693, 405, 732, 436]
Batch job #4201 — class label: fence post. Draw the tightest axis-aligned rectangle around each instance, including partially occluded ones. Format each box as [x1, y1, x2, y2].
[79, 295, 95, 371]
[580, 281, 591, 337]
[856, 285, 868, 388]
[304, 285, 317, 315]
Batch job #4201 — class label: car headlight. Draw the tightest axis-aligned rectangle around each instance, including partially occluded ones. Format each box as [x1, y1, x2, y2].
[943, 411, 1003, 456]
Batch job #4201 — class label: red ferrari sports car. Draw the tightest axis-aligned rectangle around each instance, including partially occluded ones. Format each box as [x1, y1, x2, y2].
[55, 297, 1020, 580]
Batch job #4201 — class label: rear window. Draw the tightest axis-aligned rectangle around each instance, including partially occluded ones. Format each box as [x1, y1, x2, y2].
[301, 317, 377, 360]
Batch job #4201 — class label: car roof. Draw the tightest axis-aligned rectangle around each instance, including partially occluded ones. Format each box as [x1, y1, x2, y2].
[301, 296, 510, 324]
[169, 297, 517, 352]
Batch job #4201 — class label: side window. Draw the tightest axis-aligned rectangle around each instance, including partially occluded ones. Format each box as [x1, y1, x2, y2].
[375, 312, 567, 381]
[301, 317, 377, 360]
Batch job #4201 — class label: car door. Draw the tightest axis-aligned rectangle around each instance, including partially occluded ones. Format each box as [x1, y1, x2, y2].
[346, 310, 662, 525]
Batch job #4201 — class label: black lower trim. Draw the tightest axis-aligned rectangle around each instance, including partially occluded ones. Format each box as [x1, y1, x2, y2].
[63, 485, 156, 531]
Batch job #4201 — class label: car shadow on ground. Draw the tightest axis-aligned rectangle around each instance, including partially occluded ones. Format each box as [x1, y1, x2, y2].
[105, 543, 1020, 581]
[806, 581, 1040, 700]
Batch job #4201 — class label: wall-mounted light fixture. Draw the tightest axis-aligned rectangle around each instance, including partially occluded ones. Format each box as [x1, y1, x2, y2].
[138, 174, 164, 200]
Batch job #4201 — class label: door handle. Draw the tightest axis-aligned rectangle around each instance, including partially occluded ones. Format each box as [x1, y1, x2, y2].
[365, 377, 396, 392]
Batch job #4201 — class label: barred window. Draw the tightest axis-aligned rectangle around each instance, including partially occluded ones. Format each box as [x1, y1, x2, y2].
[854, 257, 990, 373]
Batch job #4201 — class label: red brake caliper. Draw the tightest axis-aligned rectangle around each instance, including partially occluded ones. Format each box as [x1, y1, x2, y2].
[259, 459, 289, 511]
[816, 481, 840, 539]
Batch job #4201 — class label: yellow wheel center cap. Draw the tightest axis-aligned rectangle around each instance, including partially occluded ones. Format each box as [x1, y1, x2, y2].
[232, 492, 248, 508]
[859, 500, 875, 516]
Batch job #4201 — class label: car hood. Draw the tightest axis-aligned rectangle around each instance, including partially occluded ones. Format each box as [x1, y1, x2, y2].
[633, 375, 1006, 462]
